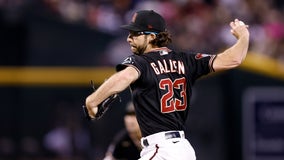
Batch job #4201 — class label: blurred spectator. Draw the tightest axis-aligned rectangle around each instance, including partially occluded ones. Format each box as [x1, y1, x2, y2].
[245, 0, 284, 61]
[92, 0, 133, 34]
[43, 102, 92, 159]
[101, 37, 132, 66]
[103, 101, 142, 160]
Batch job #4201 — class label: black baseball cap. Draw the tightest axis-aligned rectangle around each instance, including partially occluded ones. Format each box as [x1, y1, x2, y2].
[121, 10, 166, 33]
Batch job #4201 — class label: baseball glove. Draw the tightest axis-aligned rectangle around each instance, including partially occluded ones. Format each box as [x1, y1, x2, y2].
[82, 80, 120, 121]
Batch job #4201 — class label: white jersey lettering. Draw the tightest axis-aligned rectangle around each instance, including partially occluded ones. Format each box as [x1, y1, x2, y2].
[151, 63, 160, 74]
[150, 59, 185, 75]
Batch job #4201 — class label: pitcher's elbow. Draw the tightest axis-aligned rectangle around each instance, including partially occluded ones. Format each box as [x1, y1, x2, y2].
[227, 58, 243, 69]
[236, 59, 243, 66]
[85, 96, 94, 108]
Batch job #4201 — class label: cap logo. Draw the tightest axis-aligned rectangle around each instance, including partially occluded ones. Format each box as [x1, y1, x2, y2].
[131, 13, 137, 23]
[148, 25, 153, 29]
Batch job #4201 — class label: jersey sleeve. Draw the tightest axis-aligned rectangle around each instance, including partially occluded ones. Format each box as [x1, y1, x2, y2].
[116, 55, 145, 76]
[186, 52, 217, 82]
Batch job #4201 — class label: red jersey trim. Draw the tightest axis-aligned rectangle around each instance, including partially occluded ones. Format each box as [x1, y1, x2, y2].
[209, 55, 217, 72]
[149, 144, 159, 160]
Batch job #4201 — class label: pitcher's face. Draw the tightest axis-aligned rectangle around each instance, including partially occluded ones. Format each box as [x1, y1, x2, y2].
[127, 31, 156, 55]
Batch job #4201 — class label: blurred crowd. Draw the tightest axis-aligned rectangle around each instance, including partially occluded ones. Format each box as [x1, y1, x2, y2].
[0, 0, 284, 160]
[0, 100, 93, 160]
[1, 0, 284, 65]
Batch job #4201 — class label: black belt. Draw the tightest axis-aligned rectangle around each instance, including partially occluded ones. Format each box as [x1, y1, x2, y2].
[142, 131, 182, 147]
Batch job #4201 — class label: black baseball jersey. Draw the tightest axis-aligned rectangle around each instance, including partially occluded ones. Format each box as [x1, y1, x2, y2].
[116, 48, 215, 137]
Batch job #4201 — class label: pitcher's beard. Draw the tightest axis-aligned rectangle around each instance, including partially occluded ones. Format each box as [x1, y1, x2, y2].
[135, 45, 147, 55]
[133, 37, 148, 55]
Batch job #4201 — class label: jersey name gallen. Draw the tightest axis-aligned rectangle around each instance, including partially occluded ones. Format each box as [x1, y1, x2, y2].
[150, 59, 185, 75]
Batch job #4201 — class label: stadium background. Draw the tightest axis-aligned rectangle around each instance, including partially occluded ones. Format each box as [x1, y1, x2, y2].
[0, 0, 283, 160]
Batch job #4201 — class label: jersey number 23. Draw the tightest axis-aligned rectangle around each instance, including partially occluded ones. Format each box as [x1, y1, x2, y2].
[159, 77, 187, 113]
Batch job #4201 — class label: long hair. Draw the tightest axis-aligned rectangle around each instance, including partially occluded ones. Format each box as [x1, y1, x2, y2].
[150, 31, 172, 47]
